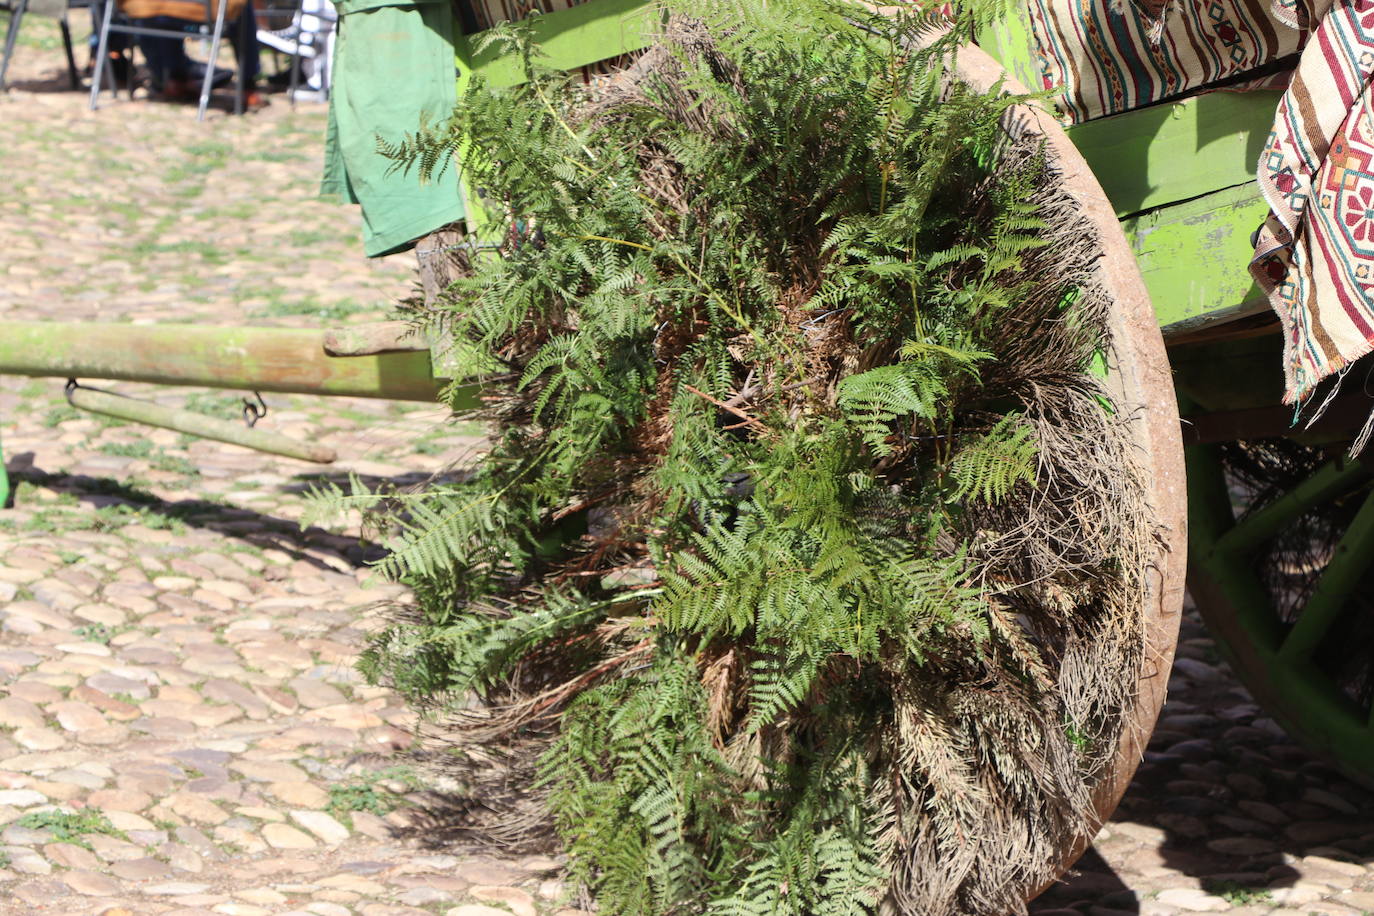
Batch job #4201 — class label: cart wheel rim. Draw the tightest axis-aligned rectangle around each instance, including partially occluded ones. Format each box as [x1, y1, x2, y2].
[949, 42, 1187, 900]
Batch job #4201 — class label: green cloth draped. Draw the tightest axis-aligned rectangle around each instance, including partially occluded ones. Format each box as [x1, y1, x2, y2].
[320, 0, 465, 257]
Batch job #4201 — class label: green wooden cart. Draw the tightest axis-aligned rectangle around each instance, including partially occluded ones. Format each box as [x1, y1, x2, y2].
[340, 0, 1374, 893]
[8, 0, 1368, 905]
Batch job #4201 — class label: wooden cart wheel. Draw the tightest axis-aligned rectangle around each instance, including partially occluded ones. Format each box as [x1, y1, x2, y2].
[952, 44, 1188, 898]
[1185, 409, 1374, 782]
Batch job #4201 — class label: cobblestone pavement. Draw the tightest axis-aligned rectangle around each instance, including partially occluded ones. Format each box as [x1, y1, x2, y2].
[3, 21, 1374, 916]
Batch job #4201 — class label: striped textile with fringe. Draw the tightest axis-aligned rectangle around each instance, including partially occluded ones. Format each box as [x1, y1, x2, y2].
[1252, 0, 1374, 442]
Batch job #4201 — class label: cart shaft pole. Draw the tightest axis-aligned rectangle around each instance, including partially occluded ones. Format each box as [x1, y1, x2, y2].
[0, 321, 468, 405]
[67, 385, 338, 464]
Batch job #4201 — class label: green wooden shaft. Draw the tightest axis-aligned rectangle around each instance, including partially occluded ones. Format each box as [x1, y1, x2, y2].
[67, 385, 338, 464]
[0, 321, 475, 406]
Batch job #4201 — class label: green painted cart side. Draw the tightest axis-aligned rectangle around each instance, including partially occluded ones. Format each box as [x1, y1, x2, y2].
[980, 9, 1276, 336]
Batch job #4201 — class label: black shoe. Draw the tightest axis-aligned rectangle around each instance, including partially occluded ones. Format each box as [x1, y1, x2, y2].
[187, 60, 234, 89]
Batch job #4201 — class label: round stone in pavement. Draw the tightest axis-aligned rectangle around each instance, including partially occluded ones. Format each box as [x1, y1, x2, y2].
[263, 823, 317, 849]
[65, 869, 122, 896]
[111, 857, 175, 881]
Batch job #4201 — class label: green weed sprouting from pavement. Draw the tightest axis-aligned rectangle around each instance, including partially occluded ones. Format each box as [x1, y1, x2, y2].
[327, 767, 423, 823]
[100, 440, 157, 459]
[43, 405, 102, 428]
[1203, 880, 1274, 906]
[73, 623, 131, 645]
[184, 391, 248, 416]
[16, 809, 126, 849]
[250, 296, 377, 322]
[9, 502, 189, 536]
[151, 453, 199, 476]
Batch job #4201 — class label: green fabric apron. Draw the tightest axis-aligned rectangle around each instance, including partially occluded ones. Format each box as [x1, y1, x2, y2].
[320, 0, 465, 257]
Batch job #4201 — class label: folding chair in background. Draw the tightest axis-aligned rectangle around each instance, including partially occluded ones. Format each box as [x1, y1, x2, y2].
[1, 0, 90, 91]
[89, 0, 247, 119]
[256, 0, 333, 103]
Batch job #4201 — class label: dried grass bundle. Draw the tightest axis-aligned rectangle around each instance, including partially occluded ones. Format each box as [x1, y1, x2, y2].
[336, 4, 1161, 913]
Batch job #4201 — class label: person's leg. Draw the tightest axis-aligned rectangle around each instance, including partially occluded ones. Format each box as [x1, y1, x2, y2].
[88, 2, 130, 55]
[225, 0, 258, 86]
[224, 0, 263, 108]
[135, 16, 192, 96]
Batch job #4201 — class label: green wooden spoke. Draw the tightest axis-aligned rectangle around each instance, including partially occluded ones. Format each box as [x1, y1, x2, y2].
[1187, 439, 1374, 781]
[1186, 443, 1285, 653]
[1213, 457, 1371, 559]
[1278, 485, 1374, 662]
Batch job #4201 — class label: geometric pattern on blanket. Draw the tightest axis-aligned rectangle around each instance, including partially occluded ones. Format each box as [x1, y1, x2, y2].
[1252, 0, 1374, 408]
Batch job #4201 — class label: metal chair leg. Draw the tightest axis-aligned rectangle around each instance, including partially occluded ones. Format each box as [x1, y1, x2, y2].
[319, 26, 330, 99]
[197, 0, 227, 120]
[59, 15, 78, 89]
[89, 0, 115, 109]
[233, 0, 248, 115]
[287, 33, 301, 106]
[0, 0, 29, 92]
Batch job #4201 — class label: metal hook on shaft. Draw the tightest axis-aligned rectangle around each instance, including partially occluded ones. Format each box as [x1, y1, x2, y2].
[242, 392, 268, 428]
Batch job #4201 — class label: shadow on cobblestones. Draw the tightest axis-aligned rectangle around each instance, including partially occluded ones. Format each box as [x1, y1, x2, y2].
[5, 72, 75, 94]
[9, 464, 388, 570]
[1032, 608, 1374, 916]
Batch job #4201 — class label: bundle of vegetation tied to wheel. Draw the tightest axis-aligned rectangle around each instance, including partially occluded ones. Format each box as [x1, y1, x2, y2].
[313, 1, 1158, 912]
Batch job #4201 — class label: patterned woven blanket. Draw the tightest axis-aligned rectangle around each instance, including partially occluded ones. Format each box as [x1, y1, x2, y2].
[1025, 0, 1304, 121]
[1252, 0, 1374, 414]
[1029, 0, 1374, 420]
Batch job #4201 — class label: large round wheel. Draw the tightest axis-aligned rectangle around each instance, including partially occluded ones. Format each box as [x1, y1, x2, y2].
[954, 44, 1187, 900]
[440, 28, 1189, 911]
[1180, 338, 1374, 781]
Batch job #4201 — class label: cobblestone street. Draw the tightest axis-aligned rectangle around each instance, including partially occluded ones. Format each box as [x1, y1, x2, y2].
[2, 21, 1374, 916]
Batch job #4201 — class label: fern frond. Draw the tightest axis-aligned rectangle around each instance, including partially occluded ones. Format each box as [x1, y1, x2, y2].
[948, 414, 1039, 505]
